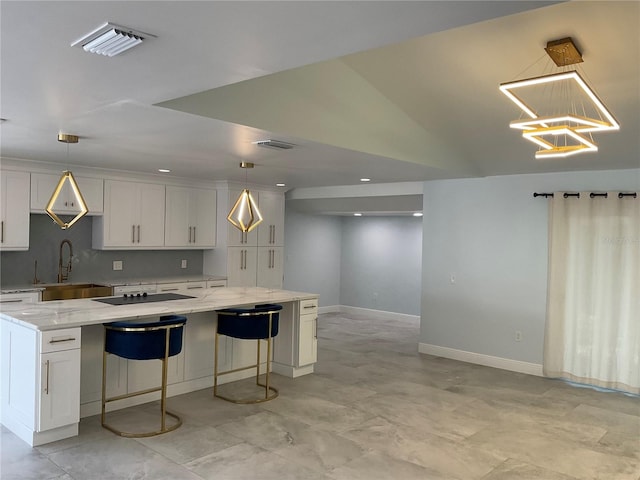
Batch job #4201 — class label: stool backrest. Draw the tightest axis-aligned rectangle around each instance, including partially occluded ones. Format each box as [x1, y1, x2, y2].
[216, 304, 282, 340]
[105, 315, 187, 360]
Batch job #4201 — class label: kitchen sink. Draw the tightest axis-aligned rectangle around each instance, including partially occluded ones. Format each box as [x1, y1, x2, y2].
[41, 283, 114, 301]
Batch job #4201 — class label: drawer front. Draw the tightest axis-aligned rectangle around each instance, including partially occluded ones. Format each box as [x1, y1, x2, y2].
[157, 281, 206, 293]
[300, 298, 318, 313]
[113, 284, 157, 295]
[206, 280, 227, 289]
[40, 328, 81, 353]
[0, 291, 40, 303]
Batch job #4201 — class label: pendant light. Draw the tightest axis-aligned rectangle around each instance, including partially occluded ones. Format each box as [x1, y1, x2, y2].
[499, 37, 619, 159]
[46, 134, 89, 229]
[227, 162, 263, 233]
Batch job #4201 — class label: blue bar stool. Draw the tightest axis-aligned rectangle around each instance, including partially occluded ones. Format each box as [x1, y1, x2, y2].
[101, 315, 187, 437]
[214, 304, 283, 403]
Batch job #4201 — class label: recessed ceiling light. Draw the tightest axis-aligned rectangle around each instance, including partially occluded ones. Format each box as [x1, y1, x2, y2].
[354, 213, 363, 217]
[158, 169, 171, 173]
[276, 183, 286, 187]
[413, 212, 423, 217]
[360, 178, 371, 182]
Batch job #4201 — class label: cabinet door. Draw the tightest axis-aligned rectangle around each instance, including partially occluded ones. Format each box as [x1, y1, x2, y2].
[80, 325, 127, 406]
[0, 170, 30, 251]
[31, 173, 103, 215]
[191, 188, 216, 248]
[227, 247, 257, 287]
[257, 247, 283, 289]
[103, 181, 139, 246]
[164, 186, 191, 247]
[38, 349, 81, 431]
[137, 183, 165, 247]
[227, 189, 258, 247]
[257, 191, 285, 246]
[298, 313, 318, 367]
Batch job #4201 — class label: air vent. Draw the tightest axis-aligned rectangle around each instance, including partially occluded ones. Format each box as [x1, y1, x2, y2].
[71, 22, 155, 57]
[252, 140, 295, 150]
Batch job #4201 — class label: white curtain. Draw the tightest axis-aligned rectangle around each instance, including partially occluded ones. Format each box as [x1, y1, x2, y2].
[544, 192, 639, 394]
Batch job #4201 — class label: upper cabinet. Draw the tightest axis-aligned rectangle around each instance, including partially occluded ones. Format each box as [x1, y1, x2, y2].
[165, 186, 216, 248]
[0, 170, 30, 251]
[256, 191, 284, 247]
[30, 173, 103, 215]
[93, 180, 165, 249]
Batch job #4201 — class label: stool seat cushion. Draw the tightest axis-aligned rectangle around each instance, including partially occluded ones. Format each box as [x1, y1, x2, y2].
[216, 304, 282, 340]
[105, 315, 187, 360]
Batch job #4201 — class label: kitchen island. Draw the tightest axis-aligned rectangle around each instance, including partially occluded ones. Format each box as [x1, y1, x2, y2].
[0, 287, 319, 446]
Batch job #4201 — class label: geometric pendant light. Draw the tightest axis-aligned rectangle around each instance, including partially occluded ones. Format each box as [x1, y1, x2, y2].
[227, 162, 263, 233]
[46, 134, 89, 229]
[499, 37, 619, 159]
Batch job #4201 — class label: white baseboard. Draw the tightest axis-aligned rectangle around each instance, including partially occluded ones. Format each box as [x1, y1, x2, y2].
[319, 305, 419, 323]
[418, 343, 543, 377]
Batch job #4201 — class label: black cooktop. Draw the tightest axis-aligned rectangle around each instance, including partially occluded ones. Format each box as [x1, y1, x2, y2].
[93, 293, 195, 306]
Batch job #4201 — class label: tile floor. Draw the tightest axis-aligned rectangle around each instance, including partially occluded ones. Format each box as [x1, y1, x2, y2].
[1, 311, 639, 479]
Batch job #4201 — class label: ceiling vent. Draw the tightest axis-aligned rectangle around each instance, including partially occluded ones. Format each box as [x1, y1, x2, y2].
[252, 140, 295, 150]
[71, 22, 155, 57]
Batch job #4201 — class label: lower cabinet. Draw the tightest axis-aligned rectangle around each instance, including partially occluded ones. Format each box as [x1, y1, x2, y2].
[39, 349, 81, 431]
[273, 297, 319, 377]
[0, 323, 81, 446]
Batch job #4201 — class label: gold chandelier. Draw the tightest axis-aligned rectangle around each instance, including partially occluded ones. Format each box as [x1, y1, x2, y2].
[46, 134, 89, 229]
[500, 37, 619, 159]
[227, 162, 263, 233]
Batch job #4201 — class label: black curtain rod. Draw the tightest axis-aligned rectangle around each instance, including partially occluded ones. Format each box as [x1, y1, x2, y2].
[533, 192, 638, 199]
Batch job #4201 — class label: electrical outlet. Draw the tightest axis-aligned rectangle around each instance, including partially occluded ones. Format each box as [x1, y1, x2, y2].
[181, 259, 187, 269]
[113, 260, 123, 271]
[515, 331, 523, 342]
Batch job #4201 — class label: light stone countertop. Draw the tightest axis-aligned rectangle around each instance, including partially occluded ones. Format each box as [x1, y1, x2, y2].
[0, 275, 227, 294]
[0, 287, 317, 331]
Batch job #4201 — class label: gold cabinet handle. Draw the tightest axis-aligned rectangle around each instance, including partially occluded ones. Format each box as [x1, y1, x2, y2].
[193, 226, 196, 243]
[49, 337, 76, 344]
[1, 220, 4, 243]
[44, 359, 50, 394]
[137, 225, 141, 243]
[132, 225, 135, 243]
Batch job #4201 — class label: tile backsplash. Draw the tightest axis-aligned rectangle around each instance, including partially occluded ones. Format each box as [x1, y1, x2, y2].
[0, 215, 204, 286]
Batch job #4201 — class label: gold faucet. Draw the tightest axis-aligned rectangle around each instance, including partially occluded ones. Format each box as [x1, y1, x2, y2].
[58, 239, 73, 283]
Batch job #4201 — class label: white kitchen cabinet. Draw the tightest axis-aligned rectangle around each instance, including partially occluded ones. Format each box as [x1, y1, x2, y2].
[227, 189, 258, 247]
[0, 323, 81, 446]
[257, 246, 284, 289]
[156, 280, 207, 294]
[79, 325, 127, 412]
[165, 186, 216, 248]
[227, 246, 258, 287]
[93, 180, 165, 249]
[206, 279, 227, 289]
[297, 298, 318, 367]
[0, 291, 41, 304]
[257, 191, 284, 246]
[0, 170, 30, 251]
[30, 173, 103, 215]
[183, 312, 232, 381]
[273, 298, 318, 377]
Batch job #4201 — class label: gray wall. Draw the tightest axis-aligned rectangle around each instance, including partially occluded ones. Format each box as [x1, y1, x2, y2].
[420, 168, 640, 365]
[283, 209, 342, 307]
[283, 208, 422, 314]
[0, 214, 203, 287]
[340, 216, 422, 315]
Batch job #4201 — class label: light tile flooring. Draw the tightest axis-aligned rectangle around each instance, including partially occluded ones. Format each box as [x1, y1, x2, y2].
[2, 312, 639, 479]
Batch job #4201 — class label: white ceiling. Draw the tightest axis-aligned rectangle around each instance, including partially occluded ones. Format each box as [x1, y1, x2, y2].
[1, 1, 638, 208]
